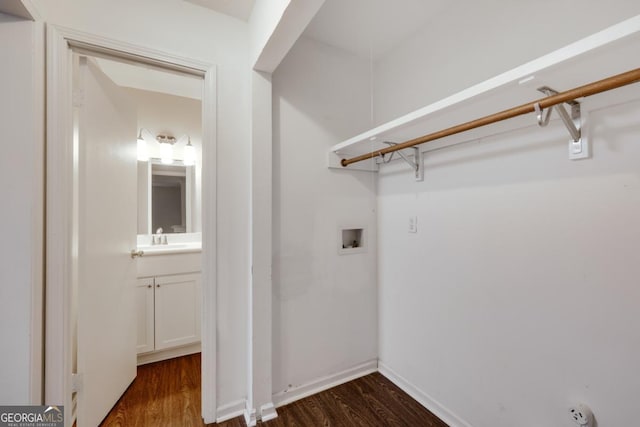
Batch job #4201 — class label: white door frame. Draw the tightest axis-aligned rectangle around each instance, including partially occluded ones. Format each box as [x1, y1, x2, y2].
[44, 25, 218, 425]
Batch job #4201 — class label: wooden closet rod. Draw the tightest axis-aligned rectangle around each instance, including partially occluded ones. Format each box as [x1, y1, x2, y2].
[341, 68, 640, 167]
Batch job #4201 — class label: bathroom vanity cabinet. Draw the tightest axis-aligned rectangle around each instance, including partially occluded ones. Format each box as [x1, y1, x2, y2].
[135, 250, 201, 364]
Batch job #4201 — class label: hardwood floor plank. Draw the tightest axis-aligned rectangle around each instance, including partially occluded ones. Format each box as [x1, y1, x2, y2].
[99, 354, 448, 427]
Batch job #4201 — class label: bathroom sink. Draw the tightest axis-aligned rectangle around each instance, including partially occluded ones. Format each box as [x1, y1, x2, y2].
[137, 242, 202, 256]
[138, 243, 188, 249]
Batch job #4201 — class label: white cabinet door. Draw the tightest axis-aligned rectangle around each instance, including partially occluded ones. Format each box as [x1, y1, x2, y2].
[154, 273, 201, 350]
[135, 278, 155, 354]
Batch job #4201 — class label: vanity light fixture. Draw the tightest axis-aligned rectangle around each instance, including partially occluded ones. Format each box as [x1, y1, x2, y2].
[157, 134, 177, 165]
[183, 136, 196, 166]
[137, 128, 150, 161]
[137, 129, 196, 165]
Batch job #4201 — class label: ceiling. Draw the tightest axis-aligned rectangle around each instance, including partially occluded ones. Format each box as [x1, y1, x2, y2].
[177, 0, 450, 55]
[303, 0, 451, 60]
[88, 0, 451, 92]
[182, 0, 255, 21]
[95, 58, 203, 100]
[174, 0, 449, 59]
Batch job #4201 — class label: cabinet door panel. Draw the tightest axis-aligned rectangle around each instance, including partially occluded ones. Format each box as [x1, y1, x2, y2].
[135, 278, 155, 354]
[155, 273, 201, 350]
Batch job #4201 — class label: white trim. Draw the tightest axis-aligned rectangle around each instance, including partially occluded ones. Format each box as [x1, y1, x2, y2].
[54, 27, 210, 76]
[29, 19, 45, 405]
[247, 69, 274, 421]
[260, 402, 278, 422]
[243, 401, 278, 425]
[200, 55, 218, 426]
[378, 361, 473, 427]
[136, 343, 201, 366]
[244, 401, 257, 427]
[216, 399, 247, 423]
[272, 359, 378, 408]
[45, 24, 74, 422]
[44, 25, 217, 425]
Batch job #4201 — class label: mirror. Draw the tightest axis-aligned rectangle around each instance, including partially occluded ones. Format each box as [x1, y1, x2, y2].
[138, 160, 195, 234]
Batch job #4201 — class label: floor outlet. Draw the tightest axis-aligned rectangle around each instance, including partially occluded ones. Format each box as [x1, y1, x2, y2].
[569, 404, 593, 426]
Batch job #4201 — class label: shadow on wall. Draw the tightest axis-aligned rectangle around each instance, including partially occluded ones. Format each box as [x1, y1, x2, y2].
[273, 37, 373, 143]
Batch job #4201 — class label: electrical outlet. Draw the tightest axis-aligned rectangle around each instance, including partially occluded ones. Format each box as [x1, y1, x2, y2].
[569, 404, 593, 426]
[408, 216, 417, 233]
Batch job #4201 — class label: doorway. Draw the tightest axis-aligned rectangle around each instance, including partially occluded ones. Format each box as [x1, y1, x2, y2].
[73, 52, 205, 425]
[45, 27, 218, 426]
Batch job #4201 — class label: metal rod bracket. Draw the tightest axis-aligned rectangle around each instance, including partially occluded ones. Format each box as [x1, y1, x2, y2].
[537, 86, 581, 141]
[537, 86, 587, 159]
[379, 142, 424, 181]
[534, 101, 552, 127]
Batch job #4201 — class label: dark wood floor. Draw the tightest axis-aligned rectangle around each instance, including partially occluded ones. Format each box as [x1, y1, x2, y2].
[100, 353, 448, 427]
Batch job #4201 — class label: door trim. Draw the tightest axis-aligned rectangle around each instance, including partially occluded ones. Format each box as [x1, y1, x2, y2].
[44, 25, 218, 424]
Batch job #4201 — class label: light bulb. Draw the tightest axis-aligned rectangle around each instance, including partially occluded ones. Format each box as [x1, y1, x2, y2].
[137, 129, 149, 161]
[160, 141, 173, 164]
[184, 139, 196, 166]
[137, 136, 149, 161]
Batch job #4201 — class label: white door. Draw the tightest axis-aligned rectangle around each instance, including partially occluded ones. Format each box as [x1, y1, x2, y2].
[76, 56, 138, 426]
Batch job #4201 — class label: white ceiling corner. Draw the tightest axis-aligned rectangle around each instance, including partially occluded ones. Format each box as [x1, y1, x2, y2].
[302, 0, 451, 60]
[182, 0, 255, 21]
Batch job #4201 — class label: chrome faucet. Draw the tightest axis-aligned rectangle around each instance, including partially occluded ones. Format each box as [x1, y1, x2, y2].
[153, 228, 168, 245]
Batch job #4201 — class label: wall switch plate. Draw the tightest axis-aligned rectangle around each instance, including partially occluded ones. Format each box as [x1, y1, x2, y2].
[408, 216, 418, 233]
[568, 108, 589, 160]
[569, 138, 589, 160]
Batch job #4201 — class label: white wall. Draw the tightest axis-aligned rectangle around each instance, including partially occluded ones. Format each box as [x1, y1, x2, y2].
[247, 3, 327, 421]
[29, 0, 251, 410]
[272, 36, 378, 397]
[378, 99, 640, 427]
[374, 4, 640, 426]
[0, 14, 44, 404]
[373, 0, 640, 124]
[126, 88, 203, 233]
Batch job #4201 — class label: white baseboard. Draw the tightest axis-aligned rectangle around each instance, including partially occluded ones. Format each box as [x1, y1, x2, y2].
[241, 401, 277, 425]
[272, 359, 378, 408]
[378, 361, 473, 427]
[260, 402, 278, 422]
[244, 401, 257, 427]
[137, 342, 201, 366]
[215, 359, 469, 426]
[216, 398, 247, 423]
